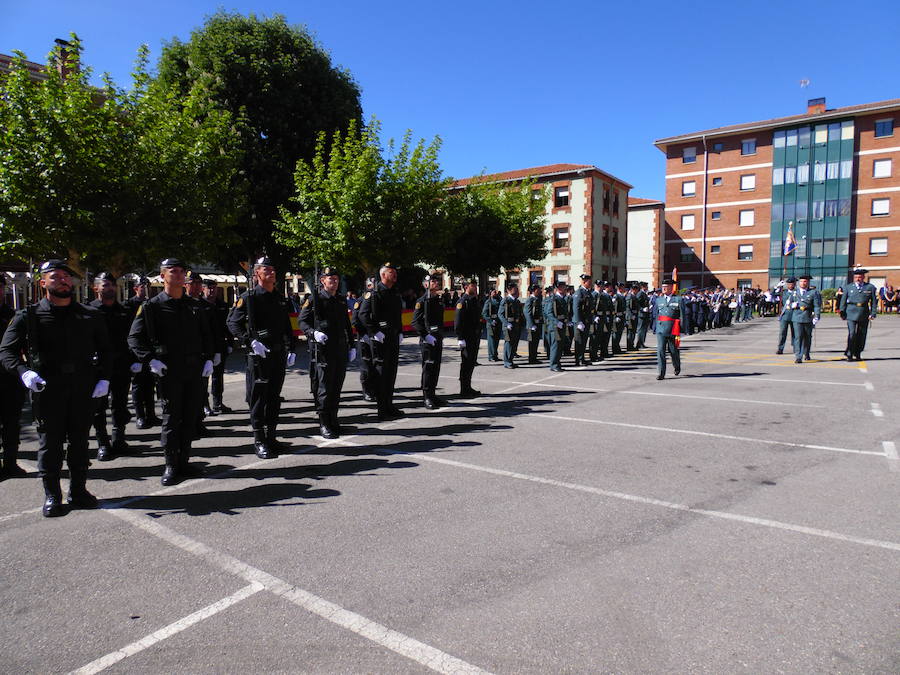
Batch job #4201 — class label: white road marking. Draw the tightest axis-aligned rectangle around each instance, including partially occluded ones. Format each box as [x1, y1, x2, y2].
[531, 413, 884, 457]
[494, 372, 562, 395]
[105, 509, 491, 675]
[69, 583, 264, 675]
[871, 403, 884, 418]
[865, 381, 875, 391]
[883, 441, 899, 473]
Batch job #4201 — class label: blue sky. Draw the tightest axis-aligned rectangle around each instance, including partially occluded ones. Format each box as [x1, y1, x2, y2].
[3, 0, 900, 201]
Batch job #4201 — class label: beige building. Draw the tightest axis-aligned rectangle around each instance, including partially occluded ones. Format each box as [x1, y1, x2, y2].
[454, 163, 631, 289]
[626, 197, 665, 287]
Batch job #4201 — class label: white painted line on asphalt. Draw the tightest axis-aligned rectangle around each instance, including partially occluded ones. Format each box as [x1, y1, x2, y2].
[532, 413, 884, 457]
[883, 441, 899, 473]
[865, 381, 875, 391]
[871, 403, 884, 418]
[68, 582, 264, 675]
[106, 509, 491, 675]
[494, 372, 562, 395]
[377, 450, 900, 553]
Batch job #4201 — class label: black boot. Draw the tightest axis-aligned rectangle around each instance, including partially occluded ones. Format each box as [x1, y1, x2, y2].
[424, 393, 439, 410]
[42, 475, 66, 517]
[68, 469, 98, 509]
[111, 427, 129, 456]
[266, 427, 287, 453]
[329, 411, 341, 436]
[318, 412, 337, 439]
[96, 432, 113, 462]
[254, 430, 276, 459]
[178, 452, 202, 477]
[2, 448, 28, 478]
[161, 453, 179, 486]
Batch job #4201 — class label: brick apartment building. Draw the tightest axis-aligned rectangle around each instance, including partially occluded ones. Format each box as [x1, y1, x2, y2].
[453, 164, 631, 289]
[655, 97, 900, 290]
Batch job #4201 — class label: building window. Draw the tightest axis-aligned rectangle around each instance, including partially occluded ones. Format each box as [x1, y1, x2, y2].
[611, 267, 618, 282]
[737, 278, 752, 288]
[552, 226, 569, 249]
[602, 188, 610, 213]
[870, 238, 888, 256]
[872, 198, 890, 216]
[874, 158, 892, 178]
[773, 167, 784, 185]
[814, 162, 826, 182]
[798, 126, 811, 147]
[712, 142, 723, 152]
[797, 163, 809, 183]
[710, 245, 721, 254]
[712, 176, 723, 186]
[682, 180, 696, 197]
[612, 227, 619, 254]
[875, 119, 894, 138]
[553, 269, 569, 285]
[682, 146, 697, 163]
[553, 186, 570, 207]
[740, 174, 756, 191]
[681, 214, 695, 231]
[785, 166, 797, 184]
[602, 225, 610, 252]
[773, 131, 785, 148]
[741, 139, 756, 155]
[739, 209, 755, 227]
[529, 269, 543, 286]
[680, 247, 694, 263]
[738, 244, 753, 261]
[613, 191, 620, 216]
[711, 211, 721, 220]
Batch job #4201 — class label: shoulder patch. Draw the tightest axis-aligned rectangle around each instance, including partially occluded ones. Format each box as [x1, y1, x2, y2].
[354, 301, 360, 310]
[235, 297, 243, 308]
[456, 302, 463, 310]
[364, 291, 371, 300]
[135, 304, 143, 316]
[415, 302, 422, 310]
[302, 299, 310, 308]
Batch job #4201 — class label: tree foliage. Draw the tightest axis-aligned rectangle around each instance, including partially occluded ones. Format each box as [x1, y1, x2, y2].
[155, 11, 363, 267]
[0, 37, 241, 275]
[276, 118, 450, 275]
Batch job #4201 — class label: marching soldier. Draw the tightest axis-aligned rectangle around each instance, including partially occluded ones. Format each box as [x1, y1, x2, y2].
[544, 281, 568, 372]
[589, 281, 611, 362]
[201, 277, 233, 414]
[611, 282, 627, 354]
[227, 257, 297, 458]
[572, 274, 593, 367]
[357, 263, 405, 420]
[411, 273, 446, 408]
[0, 273, 27, 479]
[498, 282, 524, 369]
[186, 271, 213, 438]
[299, 267, 355, 438]
[0, 260, 112, 516]
[455, 279, 482, 398]
[776, 277, 797, 354]
[89, 272, 136, 461]
[653, 278, 684, 380]
[542, 285, 553, 358]
[351, 277, 378, 402]
[839, 268, 878, 361]
[481, 289, 502, 362]
[523, 284, 544, 364]
[625, 284, 640, 351]
[124, 276, 161, 428]
[634, 283, 651, 348]
[563, 286, 574, 356]
[791, 274, 821, 363]
[129, 258, 214, 484]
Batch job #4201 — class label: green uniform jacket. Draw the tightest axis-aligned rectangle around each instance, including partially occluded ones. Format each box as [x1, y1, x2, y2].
[654, 294, 684, 337]
[572, 286, 593, 326]
[498, 295, 524, 336]
[780, 289, 798, 322]
[791, 288, 821, 324]
[839, 282, 878, 321]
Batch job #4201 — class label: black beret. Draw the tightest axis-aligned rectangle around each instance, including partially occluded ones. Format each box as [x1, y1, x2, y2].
[94, 272, 117, 283]
[852, 268, 868, 275]
[661, 278, 675, 285]
[254, 256, 275, 268]
[786, 276, 797, 283]
[321, 266, 339, 277]
[186, 271, 202, 282]
[39, 259, 78, 276]
[381, 262, 397, 270]
[201, 277, 218, 286]
[136, 276, 151, 286]
[160, 258, 186, 270]
[555, 280, 568, 289]
[798, 274, 812, 280]
[579, 273, 591, 281]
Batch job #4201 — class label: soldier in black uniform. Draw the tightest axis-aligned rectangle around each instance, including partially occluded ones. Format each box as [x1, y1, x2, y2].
[412, 273, 446, 408]
[201, 277, 233, 414]
[357, 263, 405, 421]
[128, 258, 214, 485]
[0, 260, 112, 516]
[454, 278, 482, 398]
[350, 277, 377, 402]
[226, 257, 297, 458]
[299, 267, 355, 438]
[0, 273, 27, 479]
[186, 271, 214, 438]
[89, 272, 136, 461]
[124, 276, 161, 429]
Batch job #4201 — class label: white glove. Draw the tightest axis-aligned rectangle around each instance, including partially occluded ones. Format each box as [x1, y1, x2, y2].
[250, 339, 269, 357]
[506, 323, 513, 330]
[594, 317, 600, 323]
[201, 360, 214, 377]
[348, 348, 357, 362]
[425, 334, 436, 345]
[213, 353, 222, 366]
[21, 370, 46, 392]
[373, 331, 385, 343]
[313, 330, 328, 344]
[567, 322, 574, 327]
[792, 302, 799, 309]
[458, 339, 466, 349]
[92, 379, 110, 398]
[577, 322, 585, 331]
[130, 362, 143, 374]
[530, 326, 536, 332]
[812, 317, 819, 326]
[398, 334, 404, 344]
[287, 352, 296, 367]
[556, 321, 564, 329]
[149, 359, 167, 376]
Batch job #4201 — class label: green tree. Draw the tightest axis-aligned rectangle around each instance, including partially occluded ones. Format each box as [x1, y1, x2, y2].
[155, 11, 363, 269]
[0, 38, 241, 275]
[276, 118, 450, 275]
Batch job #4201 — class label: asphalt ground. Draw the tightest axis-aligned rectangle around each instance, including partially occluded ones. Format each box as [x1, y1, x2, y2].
[1, 315, 898, 674]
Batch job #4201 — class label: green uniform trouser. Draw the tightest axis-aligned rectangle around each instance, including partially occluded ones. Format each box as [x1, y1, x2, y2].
[846, 318, 869, 358]
[777, 319, 794, 352]
[792, 321, 812, 358]
[503, 328, 520, 367]
[574, 326, 590, 364]
[656, 332, 680, 376]
[636, 314, 650, 347]
[548, 328, 562, 370]
[486, 320, 500, 360]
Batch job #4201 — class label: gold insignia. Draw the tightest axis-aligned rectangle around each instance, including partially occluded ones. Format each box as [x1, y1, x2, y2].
[364, 291, 371, 299]
[302, 299, 310, 308]
[236, 298, 244, 308]
[415, 302, 422, 309]
[136, 304, 143, 316]
[354, 301, 360, 309]
[456, 303, 463, 309]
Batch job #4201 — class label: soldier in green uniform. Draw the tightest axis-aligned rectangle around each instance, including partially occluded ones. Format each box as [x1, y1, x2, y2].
[611, 282, 627, 354]
[776, 278, 797, 354]
[498, 282, 524, 369]
[634, 283, 651, 348]
[653, 278, 684, 380]
[625, 283, 639, 351]
[542, 285, 553, 358]
[790, 274, 821, 363]
[839, 268, 878, 361]
[572, 274, 593, 366]
[481, 289, 502, 362]
[454, 279, 482, 398]
[544, 281, 568, 372]
[523, 285, 543, 364]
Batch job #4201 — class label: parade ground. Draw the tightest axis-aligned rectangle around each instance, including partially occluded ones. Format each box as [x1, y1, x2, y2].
[1, 315, 898, 674]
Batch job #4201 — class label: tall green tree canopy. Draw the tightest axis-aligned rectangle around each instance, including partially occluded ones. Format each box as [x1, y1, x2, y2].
[0, 38, 241, 275]
[276, 118, 450, 275]
[155, 11, 363, 268]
